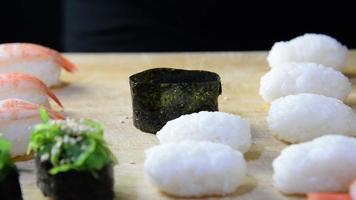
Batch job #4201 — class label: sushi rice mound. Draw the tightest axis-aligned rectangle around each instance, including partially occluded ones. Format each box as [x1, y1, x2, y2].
[273, 135, 356, 194]
[267, 93, 356, 143]
[0, 59, 62, 87]
[267, 33, 348, 70]
[144, 141, 246, 197]
[157, 111, 251, 153]
[259, 62, 351, 102]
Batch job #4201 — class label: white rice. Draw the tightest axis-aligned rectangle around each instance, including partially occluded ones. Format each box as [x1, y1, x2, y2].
[0, 118, 41, 156]
[144, 141, 247, 197]
[267, 33, 348, 70]
[0, 58, 61, 87]
[157, 111, 251, 153]
[273, 135, 356, 194]
[267, 93, 356, 143]
[259, 62, 351, 102]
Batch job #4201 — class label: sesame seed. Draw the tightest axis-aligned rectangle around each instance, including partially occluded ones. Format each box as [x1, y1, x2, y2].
[40, 153, 50, 162]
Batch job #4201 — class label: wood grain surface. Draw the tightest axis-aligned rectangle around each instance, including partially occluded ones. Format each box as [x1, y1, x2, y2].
[17, 51, 356, 200]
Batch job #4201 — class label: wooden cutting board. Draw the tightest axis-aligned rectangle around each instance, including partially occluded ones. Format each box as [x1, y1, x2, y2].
[18, 51, 356, 200]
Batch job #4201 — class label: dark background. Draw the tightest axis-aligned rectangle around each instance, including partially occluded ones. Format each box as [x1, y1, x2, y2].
[2, 1, 61, 50]
[1, 0, 355, 52]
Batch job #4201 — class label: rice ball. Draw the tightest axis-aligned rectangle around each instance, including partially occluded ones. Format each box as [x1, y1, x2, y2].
[259, 62, 351, 102]
[273, 135, 356, 194]
[144, 141, 247, 197]
[267, 33, 348, 70]
[267, 93, 356, 143]
[157, 111, 251, 153]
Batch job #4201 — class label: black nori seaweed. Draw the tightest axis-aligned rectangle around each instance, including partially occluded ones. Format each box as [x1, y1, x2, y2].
[0, 167, 23, 200]
[130, 68, 222, 133]
[35, 156, 114, 200]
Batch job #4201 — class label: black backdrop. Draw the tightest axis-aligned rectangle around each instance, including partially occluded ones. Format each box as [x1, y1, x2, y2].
[1, 0, 355, 52]
[1, 1, 61, 50]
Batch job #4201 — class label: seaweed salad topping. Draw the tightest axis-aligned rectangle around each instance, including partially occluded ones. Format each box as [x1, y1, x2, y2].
[0, 137, 13, 182]
[29, 108, 116, 175]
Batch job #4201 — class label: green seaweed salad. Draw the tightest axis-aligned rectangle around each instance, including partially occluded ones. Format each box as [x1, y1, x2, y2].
[28, 108, 116, 175]
[0, 137, 13, 182]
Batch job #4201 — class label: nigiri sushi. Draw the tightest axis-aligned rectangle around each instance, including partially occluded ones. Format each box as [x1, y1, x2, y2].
[144, 141, 246, 197]
[0, 73, 63, 108]
[29, 113, 115, 200]
[0, 137, 23, 200]
[0, 99, 63, 157]
[0, 43, 77, 87]
[267, 33, 348, 70]
[157, 111, 251, 153]
[259, 62, 351, 102]
[267, 94, 356, 143]
[273, 135, 356, 194]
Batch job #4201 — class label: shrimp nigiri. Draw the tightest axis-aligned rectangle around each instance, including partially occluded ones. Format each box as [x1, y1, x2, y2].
[0, 98, 64, 157]
[0, 43, 77, 87]
[0, 73, 63, 108]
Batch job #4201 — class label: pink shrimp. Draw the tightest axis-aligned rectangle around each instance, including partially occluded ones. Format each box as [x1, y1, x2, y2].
[0, 73, 63, 108]
[0, 98, 64, 156]
[0, 43, 77, 87]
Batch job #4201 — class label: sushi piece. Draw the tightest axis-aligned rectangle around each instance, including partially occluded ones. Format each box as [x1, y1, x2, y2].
[259, 62, 351, 102]
[144, 141, 246, 197]
[157, 111, 251, 153]
[0, 99, 63, 157]
[0, 73, 63, 108]
[273, 135, 356, 194]
[267, 33, 348, 70]
[267, 94, 356, 143]
[0, 43, 77, 87]
[130, 68, 221, 133]
[351, 181, 356, 200]
[0, 137, 23, 200]
[28, 110, 116, 200]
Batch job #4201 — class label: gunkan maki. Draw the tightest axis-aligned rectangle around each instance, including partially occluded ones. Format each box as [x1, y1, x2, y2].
[28, 108, 116, 200]
[130, 68, 222, 133]
[0, 137, 23, 200]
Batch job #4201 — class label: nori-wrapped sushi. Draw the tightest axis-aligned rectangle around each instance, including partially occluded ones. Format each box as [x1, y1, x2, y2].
[28, 109, 116, 200]
[0, 137, 23, 200]
[129, 68, 222, 133]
